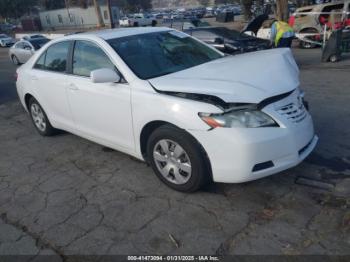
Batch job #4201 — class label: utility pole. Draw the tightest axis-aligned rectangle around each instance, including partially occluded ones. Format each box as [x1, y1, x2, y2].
[107, 0, 115, 28]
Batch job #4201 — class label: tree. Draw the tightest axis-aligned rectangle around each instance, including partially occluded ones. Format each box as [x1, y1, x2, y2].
[240, 0, 252, 21]
[115, 0, 152, 13]
[275, 0, 289, 21]
[39, 0, 65, 10]
[0, 0, 38, 19]
[215, 0, 236, 4]
[199, 0, 210, 6]
[93, 0, 105, 27]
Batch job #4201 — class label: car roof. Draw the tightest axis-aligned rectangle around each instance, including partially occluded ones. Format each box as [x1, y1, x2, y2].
[79, 27, 170, 40]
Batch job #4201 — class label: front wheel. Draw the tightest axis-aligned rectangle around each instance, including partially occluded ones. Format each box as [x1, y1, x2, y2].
[147, 125, 211, 192]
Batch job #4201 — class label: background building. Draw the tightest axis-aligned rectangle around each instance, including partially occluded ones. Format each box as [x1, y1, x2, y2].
[39, 4, 120, 30]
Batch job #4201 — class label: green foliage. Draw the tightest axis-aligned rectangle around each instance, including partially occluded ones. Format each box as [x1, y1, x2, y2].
[199, 0, 210, 6]
[214, 0, 238, 4]
[0, 0, 38, 18]
[39, 0, 65, 10]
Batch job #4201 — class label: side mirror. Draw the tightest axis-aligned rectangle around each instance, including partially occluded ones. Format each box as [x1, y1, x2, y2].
[90, 68, 121, 83]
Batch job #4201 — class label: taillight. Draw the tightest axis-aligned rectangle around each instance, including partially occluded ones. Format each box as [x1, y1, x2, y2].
[289, 16, 295, 27]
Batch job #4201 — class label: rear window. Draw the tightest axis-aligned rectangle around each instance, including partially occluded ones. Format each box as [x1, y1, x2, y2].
[295, 9, 313, 18]
[29, 39, 50, 50]
[33, 41, 70, 72]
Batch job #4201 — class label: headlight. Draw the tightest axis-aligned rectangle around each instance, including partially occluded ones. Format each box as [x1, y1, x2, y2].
[199, 110, 278, 128]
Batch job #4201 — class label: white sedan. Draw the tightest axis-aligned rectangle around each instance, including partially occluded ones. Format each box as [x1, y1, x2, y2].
[16, 27, 318, 192]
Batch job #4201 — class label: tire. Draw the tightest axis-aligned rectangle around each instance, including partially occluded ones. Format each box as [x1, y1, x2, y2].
[11, 55, 20, 65]
[329, 54, 339, 63]
[146, 124, 211, 192]
[28, 97, 57, 136]
[133, 22, 139, 27]
[152, 20, 157, 27]
[299, 40, 316, 49]
[299, 28, 318, 49]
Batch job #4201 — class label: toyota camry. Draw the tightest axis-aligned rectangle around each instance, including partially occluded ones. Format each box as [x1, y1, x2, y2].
[16, 27, 318, 192]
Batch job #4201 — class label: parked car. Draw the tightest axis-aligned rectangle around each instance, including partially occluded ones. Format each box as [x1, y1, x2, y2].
[119, 13, 157, 27]
[22, 34, 46, 40]
[16, 28, 317, 192]
[185, 27, 271, 54]
[9, 38, 50, 65]
[290, 1, 350, 48]
[0, 34, 15, 47]
[0, 23, 17, 32]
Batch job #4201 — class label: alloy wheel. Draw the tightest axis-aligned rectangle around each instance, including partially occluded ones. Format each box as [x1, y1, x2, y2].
[30, 103, 46, 132]
[12, 56, 19, 65]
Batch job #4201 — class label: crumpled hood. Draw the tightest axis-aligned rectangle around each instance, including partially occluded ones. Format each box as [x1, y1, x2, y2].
[149, 48, 299, 104]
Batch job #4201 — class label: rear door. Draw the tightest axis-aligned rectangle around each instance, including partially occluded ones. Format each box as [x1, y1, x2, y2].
[30, 41, 74, 129]
[14, 42, 26, 63]
[21, 41, 35, 63]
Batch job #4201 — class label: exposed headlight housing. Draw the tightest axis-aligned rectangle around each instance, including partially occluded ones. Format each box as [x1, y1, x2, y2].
[199, 109, 278, 128]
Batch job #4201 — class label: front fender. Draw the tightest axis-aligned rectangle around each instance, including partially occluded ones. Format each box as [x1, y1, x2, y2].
[131, 83, 222, 158]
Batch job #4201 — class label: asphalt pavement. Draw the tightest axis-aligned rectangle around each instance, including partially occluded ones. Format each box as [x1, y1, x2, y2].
[0, 48, 17, 104]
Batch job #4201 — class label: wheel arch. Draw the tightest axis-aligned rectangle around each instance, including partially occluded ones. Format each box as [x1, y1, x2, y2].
[24, 93, 35, 111]
[139, 120, 213, 180]
[140, 120, 174, 161]
[299, 27, 319, 33]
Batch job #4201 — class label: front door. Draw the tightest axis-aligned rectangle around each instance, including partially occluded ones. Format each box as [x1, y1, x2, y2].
[66, 40, 134, 151]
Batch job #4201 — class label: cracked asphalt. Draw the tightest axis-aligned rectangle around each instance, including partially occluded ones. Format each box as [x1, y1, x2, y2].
[0, 46, 349, 260]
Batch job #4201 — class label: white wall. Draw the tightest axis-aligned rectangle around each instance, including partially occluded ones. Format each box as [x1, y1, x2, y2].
[39, 6, 121, 30]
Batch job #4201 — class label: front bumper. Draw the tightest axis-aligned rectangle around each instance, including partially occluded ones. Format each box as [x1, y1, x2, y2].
[189, 91, 318, 183]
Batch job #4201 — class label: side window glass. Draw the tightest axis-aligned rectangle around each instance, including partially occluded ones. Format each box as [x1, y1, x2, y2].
[73, 40, 115, 77]
[45, 41, 70, 72]
[23, 42, 32, 50]
[16, 42, 24, 49]
[34, 52, 46, 70]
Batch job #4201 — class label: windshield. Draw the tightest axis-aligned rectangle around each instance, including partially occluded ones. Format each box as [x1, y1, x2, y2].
[107, 31, 223, 80]
[30, 38, 50, 50]
[0, 34, 8, 39]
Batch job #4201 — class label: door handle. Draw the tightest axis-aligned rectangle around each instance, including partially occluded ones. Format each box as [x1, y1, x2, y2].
[30, 75, 38, 81]
[68, 83, 79, 91]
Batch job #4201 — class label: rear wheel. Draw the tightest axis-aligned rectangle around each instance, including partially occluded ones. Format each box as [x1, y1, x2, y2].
[12, 55, 20, 65]
[299, 28, 319, 49]
[300, 40, 316, 49]
[133, 22, 139, 27]
[28, 97, 57, 136]
[329, 54, 340, 62]
[147, 125, 211, 192]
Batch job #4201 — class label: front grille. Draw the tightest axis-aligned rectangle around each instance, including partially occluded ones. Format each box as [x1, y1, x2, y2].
[277, 100, 307, 123]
